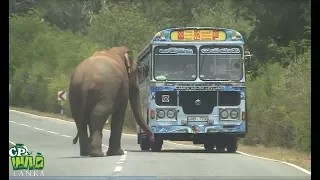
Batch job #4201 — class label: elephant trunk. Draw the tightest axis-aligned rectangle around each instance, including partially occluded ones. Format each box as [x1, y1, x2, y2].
[129, 86, 155, 142]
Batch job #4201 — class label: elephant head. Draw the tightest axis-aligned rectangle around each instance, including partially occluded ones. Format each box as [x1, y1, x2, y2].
[107, 46, 155, 142]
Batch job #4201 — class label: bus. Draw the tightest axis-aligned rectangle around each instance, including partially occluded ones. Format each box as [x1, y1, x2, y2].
[136, 27, 252, 153]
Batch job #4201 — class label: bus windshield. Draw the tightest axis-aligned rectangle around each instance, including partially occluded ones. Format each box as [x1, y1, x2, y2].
[153, 46, 197, 81]
[199, 46, 243, 81]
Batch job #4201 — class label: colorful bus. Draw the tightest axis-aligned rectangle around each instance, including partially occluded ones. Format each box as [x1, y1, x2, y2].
[136, 27, 251, 153]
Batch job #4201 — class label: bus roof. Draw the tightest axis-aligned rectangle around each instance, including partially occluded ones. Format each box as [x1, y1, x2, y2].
[151, 27, 244, 43]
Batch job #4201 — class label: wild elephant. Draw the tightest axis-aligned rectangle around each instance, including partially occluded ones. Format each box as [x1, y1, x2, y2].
[69, 46, 154, 157]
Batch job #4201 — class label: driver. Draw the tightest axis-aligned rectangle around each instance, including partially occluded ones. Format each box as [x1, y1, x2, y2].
[202, 63, 229, 79]
[201, 64, 214, 78]
[182, 63, 196, 79]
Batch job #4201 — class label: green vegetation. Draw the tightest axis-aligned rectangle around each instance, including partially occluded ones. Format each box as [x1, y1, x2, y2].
[9, 0, 310, 153]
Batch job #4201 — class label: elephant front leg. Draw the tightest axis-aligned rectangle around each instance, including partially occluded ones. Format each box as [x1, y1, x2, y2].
[107, 102, 127, 156]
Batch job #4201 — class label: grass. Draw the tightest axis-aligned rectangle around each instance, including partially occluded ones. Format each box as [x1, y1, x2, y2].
[238, 145, 311, 171]
[9, 106, 310, 171]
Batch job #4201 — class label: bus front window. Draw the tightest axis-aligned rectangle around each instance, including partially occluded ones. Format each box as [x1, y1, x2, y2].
[153, 46, 197, 81]
[200, 46, 243, 81]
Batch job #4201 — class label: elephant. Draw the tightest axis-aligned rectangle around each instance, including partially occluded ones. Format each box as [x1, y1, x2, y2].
[69, 46, 155, 157]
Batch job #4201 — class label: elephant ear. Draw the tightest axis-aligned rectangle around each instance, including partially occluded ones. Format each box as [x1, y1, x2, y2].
[124, 50, 134, 77]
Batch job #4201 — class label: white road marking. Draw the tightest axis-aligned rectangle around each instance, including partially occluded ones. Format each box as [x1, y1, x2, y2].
[9, 120, 110, 148]
[9, 109, 311, 175]
[9, 141, 16, 146]
[102, 144, 109, 148]
[113, 150, 128, 173]
[113, 166, 122, 172]
[237, 151, 311, 175]
[19, 123, 30, 127]
[60, 134, 72, 138]
[9, 118, 126, 174]
[9, 141, 16, 159]
[33, 127, 45, 131]
[46, 130, 59, 135]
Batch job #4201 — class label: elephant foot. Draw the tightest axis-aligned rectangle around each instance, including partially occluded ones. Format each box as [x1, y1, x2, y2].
[80, 150, 90, 156]
[106, 148, 124, 156]
[80, 144, 90, 156]
[89, 149, 104, 157]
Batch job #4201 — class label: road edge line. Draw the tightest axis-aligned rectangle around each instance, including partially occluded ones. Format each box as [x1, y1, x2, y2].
[9, 109, 138, 136]
[9, 141, 16, 146]
[9, 109, 311, 175]
[9, 141, 16, 159]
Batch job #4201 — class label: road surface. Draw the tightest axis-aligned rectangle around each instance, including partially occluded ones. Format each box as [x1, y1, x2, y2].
[9, 110, 311, 179]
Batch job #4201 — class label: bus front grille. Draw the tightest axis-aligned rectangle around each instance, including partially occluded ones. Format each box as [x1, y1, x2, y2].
[154, 91, 241, 114]
[179, 91, 217, 114]
[218, 91, 241, 106]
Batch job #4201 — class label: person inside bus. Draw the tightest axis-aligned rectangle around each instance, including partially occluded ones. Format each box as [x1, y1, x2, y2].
[154, 63, 169, 80]
[172, 63, 196, 80]
[201, 62, 229, 80]
[183, 63, 196, 79]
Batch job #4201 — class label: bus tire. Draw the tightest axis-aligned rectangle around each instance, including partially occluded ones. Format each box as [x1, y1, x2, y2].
[204, 143, 214, 153]
[140, 136, 151, 151]
[226, 136, 238, 153]
[151, 138, 163, 152]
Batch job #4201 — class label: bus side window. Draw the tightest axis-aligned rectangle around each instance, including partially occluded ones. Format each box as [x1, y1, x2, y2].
[144, 62, 149, 78]
[138, 61, 144, 82]
[146, 53, 152, 80]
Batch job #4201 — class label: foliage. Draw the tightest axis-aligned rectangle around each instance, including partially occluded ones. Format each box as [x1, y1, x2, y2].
[9, 0, 311, 152]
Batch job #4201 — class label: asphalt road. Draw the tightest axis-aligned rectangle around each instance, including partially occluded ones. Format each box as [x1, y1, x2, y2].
[9, 110, 311, 180]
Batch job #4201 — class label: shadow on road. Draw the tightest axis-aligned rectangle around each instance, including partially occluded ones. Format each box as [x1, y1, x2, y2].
[126, 149, 241, 154]
[58, 155, 118, 159]
[58, 156, 95, 159]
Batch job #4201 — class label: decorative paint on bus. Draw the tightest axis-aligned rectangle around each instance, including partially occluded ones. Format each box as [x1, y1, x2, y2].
[152, 27, 243, 42]
[147, 82, 246, 134]
[137, 27, 248, 152]
[149, 85, 245, 92]
[150, 123, 246, 134]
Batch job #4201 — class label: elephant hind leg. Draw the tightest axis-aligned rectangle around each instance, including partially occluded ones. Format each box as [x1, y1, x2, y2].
[107, 99, 128, 156]
[89, 101, 112, 157]
[78, 125, 90, 156]
[76, 112, 91, 156]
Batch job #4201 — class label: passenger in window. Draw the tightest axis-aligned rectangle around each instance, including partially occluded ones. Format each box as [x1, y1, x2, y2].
[202, 63, 229, 80]
[182, 63, 196, 79]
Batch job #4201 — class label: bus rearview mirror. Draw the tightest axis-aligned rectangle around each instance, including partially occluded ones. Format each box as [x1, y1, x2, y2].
[244, 51, 255, 72]
[144, 66, 149, 76]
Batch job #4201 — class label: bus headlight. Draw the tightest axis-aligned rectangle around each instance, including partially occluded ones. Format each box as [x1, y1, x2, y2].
[220, 110, 229, 119]
[157, 110, 165, 118]
[167, 110, 175, 118]
[230, 110, 239, 119]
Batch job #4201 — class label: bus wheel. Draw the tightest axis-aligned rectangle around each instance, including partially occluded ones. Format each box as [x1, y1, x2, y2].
[151, 138, 163, 152]
[139, 136, 151, 151]
[204, 143, 214, 153]
[226, 136, 238, 153]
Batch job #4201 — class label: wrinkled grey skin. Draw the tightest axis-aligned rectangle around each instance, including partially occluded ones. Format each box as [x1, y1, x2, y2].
[69, 46, 154, 157]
